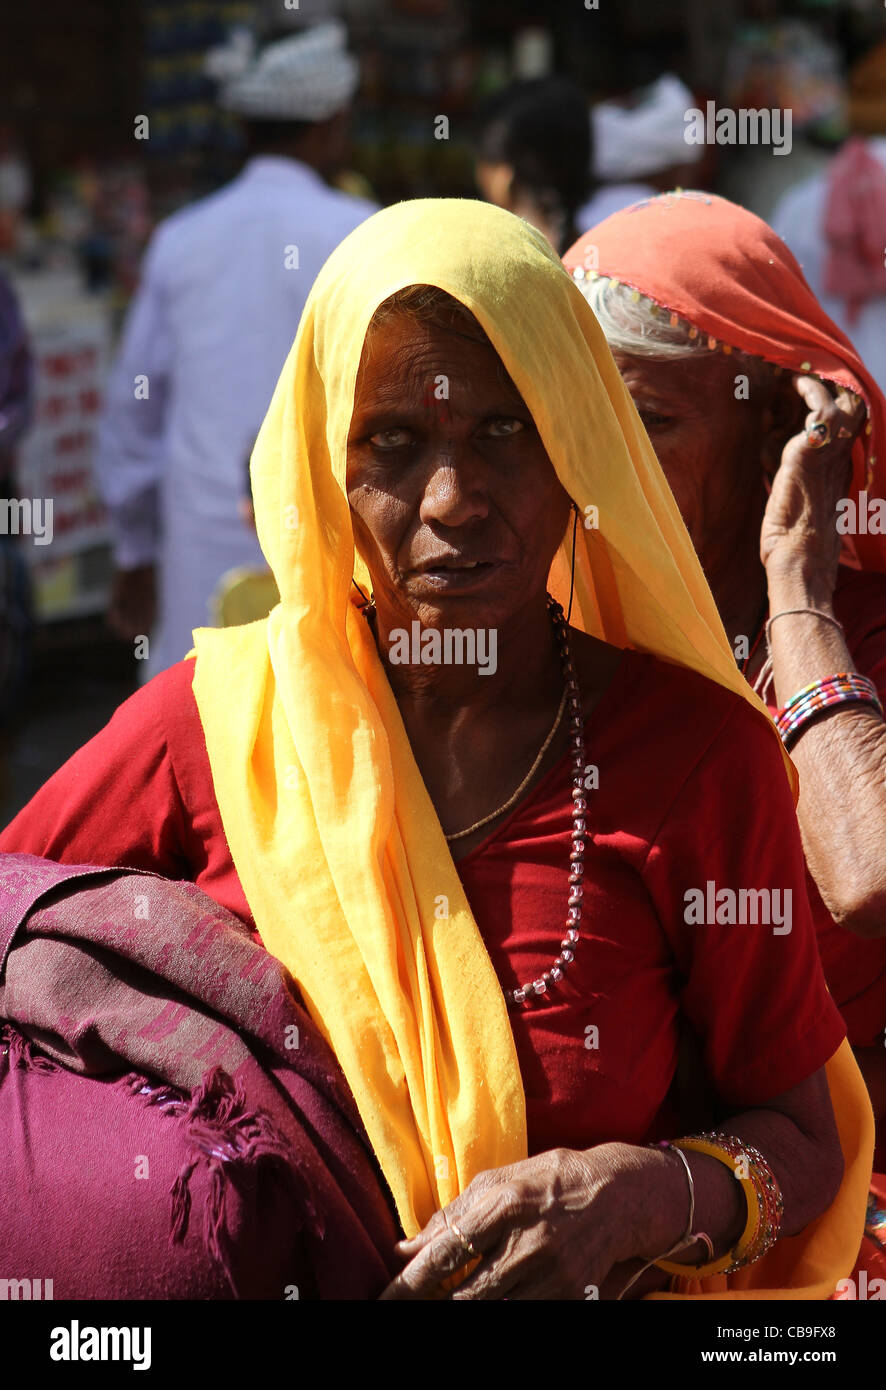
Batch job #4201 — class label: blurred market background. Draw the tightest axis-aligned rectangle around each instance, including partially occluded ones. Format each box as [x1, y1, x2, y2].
[2, 0, 886, 822]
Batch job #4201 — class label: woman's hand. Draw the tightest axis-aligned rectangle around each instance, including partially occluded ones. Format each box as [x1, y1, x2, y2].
[759, 375, 866, 588]
[378, 1143, 680, 1301]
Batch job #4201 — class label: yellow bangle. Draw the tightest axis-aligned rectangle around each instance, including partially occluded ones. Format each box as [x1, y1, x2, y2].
[654, 1137, 759, 1279]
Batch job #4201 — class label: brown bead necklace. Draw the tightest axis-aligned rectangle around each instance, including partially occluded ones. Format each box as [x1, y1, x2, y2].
[361, 593, 588, 1009]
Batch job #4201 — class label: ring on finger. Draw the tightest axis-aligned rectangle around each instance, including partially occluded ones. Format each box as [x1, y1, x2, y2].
[448, 1219, 481, 1262]
[806, 420, 831, 448]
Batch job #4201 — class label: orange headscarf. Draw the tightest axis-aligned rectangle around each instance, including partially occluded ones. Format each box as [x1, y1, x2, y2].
[563, 189, 886, 572]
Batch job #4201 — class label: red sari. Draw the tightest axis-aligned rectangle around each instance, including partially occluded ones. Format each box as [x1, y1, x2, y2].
[1, 647, 844, 1158]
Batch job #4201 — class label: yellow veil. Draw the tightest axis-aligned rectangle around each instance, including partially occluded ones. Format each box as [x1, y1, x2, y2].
[190, 199, 871, 1295]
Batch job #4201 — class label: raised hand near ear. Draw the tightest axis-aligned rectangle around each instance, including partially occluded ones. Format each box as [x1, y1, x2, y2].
[759, 375, 866, 590]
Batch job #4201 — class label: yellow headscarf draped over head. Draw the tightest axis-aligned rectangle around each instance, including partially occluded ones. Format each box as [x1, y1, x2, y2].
[191, 199, 870, 1293]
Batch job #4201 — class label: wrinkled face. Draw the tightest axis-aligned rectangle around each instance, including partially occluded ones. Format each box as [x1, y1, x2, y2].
[612, 348, 774, 563]
[346, 311, 572, 631]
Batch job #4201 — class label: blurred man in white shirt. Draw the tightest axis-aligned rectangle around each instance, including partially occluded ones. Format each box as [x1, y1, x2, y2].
[96, 23, 377, 678]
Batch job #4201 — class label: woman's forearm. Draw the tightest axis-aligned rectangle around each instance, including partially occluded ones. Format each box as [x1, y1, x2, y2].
[766, 560, 886, 938]
[600, 1076, 843, 1275]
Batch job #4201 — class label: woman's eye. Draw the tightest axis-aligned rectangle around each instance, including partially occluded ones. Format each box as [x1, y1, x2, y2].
[482, 417, 525, 438]
[639, 409, 672, 429]
[369, 428, 413, 449]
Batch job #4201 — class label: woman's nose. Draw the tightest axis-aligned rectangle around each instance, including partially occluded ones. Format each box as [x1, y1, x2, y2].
[419, 453, 490, 529]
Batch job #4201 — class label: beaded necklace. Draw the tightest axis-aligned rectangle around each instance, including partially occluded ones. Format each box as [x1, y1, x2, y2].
[361, 594, 588, 1009]
[509, 597, 588, 1007]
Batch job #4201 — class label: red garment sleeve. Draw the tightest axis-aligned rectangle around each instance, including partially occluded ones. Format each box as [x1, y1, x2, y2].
[836, 566, 886, 702]
[643, 698, 846, 1109]
[0, 663, 194, 877]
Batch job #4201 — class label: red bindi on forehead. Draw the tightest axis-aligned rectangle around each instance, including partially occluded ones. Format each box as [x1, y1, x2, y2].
[355, 316, 526, 421]
[419, 375, 453, 426]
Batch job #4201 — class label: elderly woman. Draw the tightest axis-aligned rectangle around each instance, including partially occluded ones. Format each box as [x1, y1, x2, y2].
[0, 200, 872, 1300]
[565, 194, 886, 1158]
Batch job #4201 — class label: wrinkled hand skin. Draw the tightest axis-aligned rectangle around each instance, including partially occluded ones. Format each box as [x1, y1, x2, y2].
[378, 1143, 670, 1301]
[760, 375, 866, 584]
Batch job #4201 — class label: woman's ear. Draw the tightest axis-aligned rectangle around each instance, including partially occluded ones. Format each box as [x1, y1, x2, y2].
[760, 374, 808, 481]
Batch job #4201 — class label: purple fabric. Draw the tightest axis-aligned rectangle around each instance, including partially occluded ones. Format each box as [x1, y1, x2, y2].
[0, 853, 401, 1299]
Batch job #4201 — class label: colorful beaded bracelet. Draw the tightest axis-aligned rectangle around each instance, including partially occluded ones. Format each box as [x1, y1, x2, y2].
[653, 1132, 783, 1280]
[700, 1133, 783, 1270]
[775, 672, 883, 750]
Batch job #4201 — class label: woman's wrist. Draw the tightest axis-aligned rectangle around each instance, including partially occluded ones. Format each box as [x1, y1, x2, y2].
[583, 1142, 699, 1266]
[764, 561, 852, 709]
[664, 1149, 748, 1266]
[587, 1140, 747, 1269]
[764, 550, 837, 613]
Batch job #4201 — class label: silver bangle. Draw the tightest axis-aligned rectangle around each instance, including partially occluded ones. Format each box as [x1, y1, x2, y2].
[664, 1144, 715, 1265]
[616, 1143, 713, 1301]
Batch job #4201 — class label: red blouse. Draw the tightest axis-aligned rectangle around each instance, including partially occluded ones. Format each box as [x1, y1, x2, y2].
[1, 648, 844, 1155]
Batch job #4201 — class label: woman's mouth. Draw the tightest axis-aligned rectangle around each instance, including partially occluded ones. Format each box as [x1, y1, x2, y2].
[410, 560, 501, 591]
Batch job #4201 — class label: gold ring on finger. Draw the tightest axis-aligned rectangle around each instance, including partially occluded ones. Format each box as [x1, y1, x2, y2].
[448, 1219, 480, 1261]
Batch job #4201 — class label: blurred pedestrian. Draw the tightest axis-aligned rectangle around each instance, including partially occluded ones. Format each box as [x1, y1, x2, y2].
[771, 42, 886, 396]
[96, 22, 377, 679]
[473, 78, 592, 256]
[575, 75, 704, 232]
